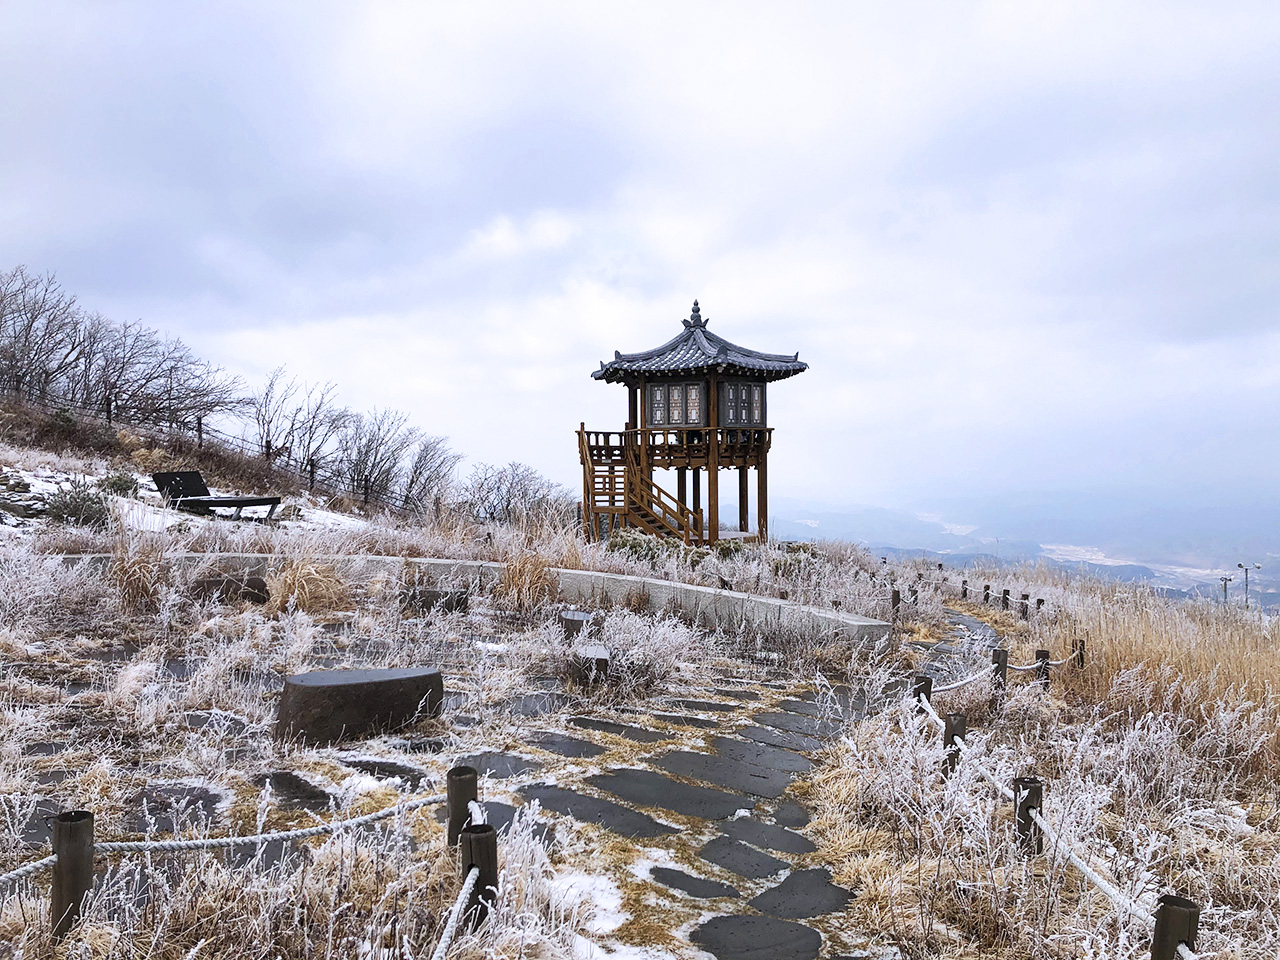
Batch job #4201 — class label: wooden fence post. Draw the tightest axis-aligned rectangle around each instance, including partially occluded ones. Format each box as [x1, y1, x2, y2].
[447, 765, 478, 846]
[1001, 589, 1010, 611]
[990, 649, 1008, 712]
[51, 810, 94, 938]
[1073, 635, 1086, 668]
[1013, 776, 1044, 855]
[459, 823, 499, 929]
[961, 578, 968, 600]
[983, 583, 991, 604]
[1035, 649, 1051, 689]
[943, 713, 966, 778]
[891, 588, 901, 621]
[1035, 598, 1045, 614]
[911, 673, 933, 712]
[1019, 593, 1030, 620]
[1151, 894, 1200, 960]
[909, 584, 919, 605]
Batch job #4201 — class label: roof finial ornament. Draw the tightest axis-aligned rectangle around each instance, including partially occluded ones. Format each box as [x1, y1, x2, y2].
[683, 299, 707, 330]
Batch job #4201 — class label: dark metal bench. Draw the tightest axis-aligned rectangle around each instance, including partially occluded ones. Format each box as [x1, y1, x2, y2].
[153, 471, 281, 521]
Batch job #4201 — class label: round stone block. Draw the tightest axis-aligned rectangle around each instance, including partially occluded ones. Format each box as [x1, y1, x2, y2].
[275, 668, 444, 744]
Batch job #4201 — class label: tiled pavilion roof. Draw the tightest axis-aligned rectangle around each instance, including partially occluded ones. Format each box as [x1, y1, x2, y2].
[592, 301, 808, 384]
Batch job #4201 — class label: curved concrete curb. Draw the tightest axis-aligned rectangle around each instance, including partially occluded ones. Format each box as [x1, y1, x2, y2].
[55, 552, 891, 649]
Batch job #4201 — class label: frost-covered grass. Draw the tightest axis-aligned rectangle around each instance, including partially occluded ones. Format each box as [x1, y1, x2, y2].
[805, 578, 1280, 959]
[0, 519, 799, 958]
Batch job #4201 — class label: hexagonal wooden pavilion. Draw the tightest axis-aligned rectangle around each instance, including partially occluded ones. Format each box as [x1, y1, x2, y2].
[578, 300, 807, 544]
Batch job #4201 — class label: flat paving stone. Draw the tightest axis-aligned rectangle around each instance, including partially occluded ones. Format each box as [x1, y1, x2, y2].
[773, 799, 810, 829]
[748, 868, 851, 919]
[715, 688, 761, 701]
[776, 699, 826, 717]
[753, 712, 840, 739]
[712, 737, 811, 773]
[691, 914, 821, 960]
[520, 784, 675, 838]
[344, 758, 429, 789]
[506, 692, 572, 717]
[648, 712, 720, 729]
[132, 785, 223, 833]
[654, 739, 808, 799]
[458, 752, 542, 779]
[184, 710, 248, 735]
[569, 717, 666, 743]
[434, 800, 554, 846]
[670, 698, 738, 713]
[720, 817, 816, 854]
[530, 732, 607, 759]
[739, 725, 825, 753]
[698, 836, 787, 879]
[23, 742, 65, 756]
[255, 772, 332, 812]
[398, 737, 445, 753]
[650, 866, 739, 899]
[589, 769, 747, 820]
[21, 799, 62, 846]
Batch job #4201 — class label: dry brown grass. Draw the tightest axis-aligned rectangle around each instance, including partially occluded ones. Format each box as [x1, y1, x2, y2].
[108, 526, 169, 611]
[805, 575, 1280, 958]
[265, 559, 349, 616]
[492, 551, 556, 614]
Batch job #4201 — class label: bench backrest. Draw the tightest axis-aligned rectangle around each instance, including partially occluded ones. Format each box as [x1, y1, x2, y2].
[153, 471, 212, 500]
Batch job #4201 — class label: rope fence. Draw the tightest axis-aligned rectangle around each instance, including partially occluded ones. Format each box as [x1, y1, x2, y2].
[909, 651, 1204, 960]
[878, 566, 1053, 625]
[0, 766, 501, 956]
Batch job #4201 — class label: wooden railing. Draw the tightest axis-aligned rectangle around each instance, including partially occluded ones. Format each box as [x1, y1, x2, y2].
[581, 427, 772, 466]
[627, 471, 704, 545]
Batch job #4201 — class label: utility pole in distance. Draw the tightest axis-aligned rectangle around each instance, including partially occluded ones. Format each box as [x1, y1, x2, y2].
[1219, 575, 1233, 604]
[1238, 562, 1261, 609]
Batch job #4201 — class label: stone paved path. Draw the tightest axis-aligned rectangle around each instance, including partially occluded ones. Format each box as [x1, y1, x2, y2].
[480, 674, 868, 960]
[18, 607, 1000, 958]
[419, 607, 1004, 958]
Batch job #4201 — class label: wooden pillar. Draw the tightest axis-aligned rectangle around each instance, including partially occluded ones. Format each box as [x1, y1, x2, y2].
[757, 450, 768, 541]
[738, 466, 749, 532]
[707, 371, 720, 543]
[628, 383, 638, 431]
[678, 467, 687, 506]
[692, 468, 701, 513]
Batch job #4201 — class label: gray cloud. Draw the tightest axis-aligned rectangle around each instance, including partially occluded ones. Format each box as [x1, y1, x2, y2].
[2, 1, 1279, 532]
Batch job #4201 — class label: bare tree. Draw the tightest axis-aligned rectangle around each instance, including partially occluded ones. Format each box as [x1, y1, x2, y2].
[286, 380, 350, 474]
[463, 461, 574, 525]
[335, 408, 419, 505]
[0, 267, 85, 401]
[250, 366, 299, 460]
[401, 436, 462, 513]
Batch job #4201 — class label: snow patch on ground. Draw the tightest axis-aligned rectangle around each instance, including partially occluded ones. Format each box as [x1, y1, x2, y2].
[551, 871, 627, 936]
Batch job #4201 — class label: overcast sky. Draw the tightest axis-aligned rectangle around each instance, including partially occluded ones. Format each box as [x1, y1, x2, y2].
[3, 2, 1278, 520]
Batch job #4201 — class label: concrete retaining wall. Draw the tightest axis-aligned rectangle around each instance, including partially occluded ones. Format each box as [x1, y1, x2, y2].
[60, 552, 891, 649]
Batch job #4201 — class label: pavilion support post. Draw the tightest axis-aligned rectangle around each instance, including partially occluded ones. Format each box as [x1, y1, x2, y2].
[678, 467, 687, 508]
[738, 466, 749, 532]
[707, 371, 720, 544]
[758, 451, 768, 541]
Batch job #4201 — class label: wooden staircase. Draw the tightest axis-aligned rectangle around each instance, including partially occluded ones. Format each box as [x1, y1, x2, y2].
[579, 428, 705, 544]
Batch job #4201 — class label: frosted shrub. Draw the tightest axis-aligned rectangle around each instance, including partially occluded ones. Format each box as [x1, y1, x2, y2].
[589, 610, 704, 696]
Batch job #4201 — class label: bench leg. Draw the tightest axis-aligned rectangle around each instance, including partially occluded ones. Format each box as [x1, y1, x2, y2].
[266, 503, 278, 521]
[233, 506, 244, 520]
